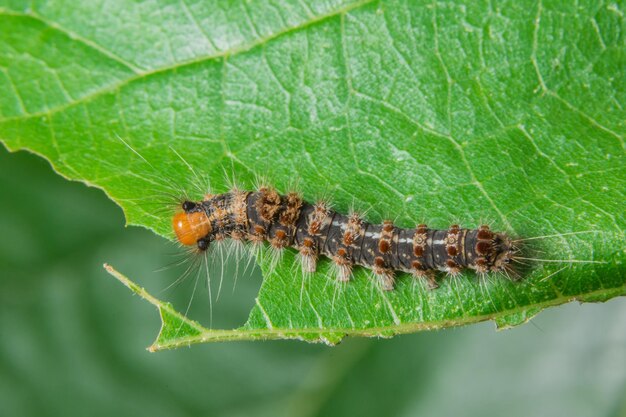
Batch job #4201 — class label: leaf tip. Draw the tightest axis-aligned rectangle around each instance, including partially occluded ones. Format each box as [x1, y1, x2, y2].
[103, 263, 142, 295]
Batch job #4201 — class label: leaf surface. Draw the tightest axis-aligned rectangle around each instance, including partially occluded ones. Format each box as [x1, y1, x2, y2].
[1, 0, 625, 348]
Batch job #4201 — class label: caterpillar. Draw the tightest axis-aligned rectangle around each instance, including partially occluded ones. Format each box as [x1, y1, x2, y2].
[172, 187, 517, 290]
[111, 135, 605, 297]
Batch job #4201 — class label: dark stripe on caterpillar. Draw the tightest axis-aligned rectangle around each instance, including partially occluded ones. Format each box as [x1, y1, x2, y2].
[172, 188, 517, 290]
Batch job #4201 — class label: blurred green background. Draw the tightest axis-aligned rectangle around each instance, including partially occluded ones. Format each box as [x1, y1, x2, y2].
[1, 145, 625, 417]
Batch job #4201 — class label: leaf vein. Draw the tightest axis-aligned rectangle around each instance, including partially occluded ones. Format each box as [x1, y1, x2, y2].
[0, 0, 376, 124]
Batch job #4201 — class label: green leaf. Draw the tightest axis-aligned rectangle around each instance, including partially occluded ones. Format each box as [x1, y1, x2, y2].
[1, 0, 625, 349]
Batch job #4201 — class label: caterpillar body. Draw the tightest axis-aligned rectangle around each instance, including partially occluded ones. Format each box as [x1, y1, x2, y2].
[172, 187, 516, 290]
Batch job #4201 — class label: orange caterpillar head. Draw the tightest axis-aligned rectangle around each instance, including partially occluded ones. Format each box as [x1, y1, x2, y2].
[172, 201, 212, 250]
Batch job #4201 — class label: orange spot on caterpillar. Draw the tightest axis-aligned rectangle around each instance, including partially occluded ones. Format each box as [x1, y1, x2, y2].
[343, 231, 354, 246]
[308, 221, 321, 235]
[477, 225, 494, 240]
[446, 260, 459, 269]
[382, 220, 394, 232]
[475, 240, 492, 256]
